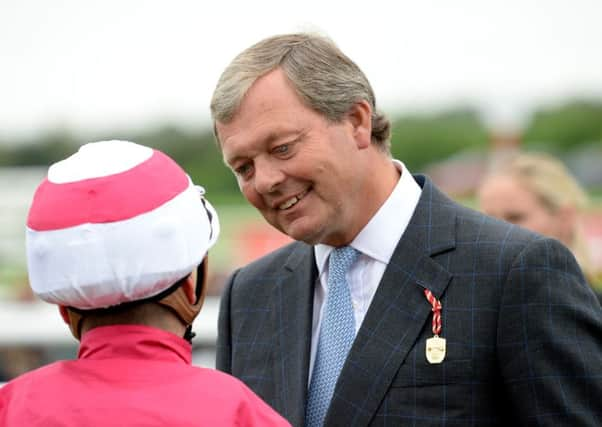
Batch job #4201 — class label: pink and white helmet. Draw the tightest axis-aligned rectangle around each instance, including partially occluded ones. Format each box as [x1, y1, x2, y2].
[26, 140, 220, 310]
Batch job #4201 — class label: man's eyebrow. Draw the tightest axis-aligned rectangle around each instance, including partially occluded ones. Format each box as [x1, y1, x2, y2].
[264, 129, 301, 145]
[223, 153, 244, 167]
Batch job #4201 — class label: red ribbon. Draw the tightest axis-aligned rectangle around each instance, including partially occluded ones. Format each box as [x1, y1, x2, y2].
[424, 289, 442, 336]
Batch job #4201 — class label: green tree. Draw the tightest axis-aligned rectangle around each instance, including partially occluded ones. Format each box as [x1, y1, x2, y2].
[523, 100, 602, 152]
[389, 108, 489, 171]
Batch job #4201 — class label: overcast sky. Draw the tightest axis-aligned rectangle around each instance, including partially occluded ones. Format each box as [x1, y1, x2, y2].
[1, 0, 602, 140]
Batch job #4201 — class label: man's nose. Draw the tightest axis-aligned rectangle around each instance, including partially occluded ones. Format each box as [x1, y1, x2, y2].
[254, 161, 284, 194]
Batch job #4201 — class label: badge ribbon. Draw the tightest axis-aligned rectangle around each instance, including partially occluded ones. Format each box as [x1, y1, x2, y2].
[424, 289, 446, 364]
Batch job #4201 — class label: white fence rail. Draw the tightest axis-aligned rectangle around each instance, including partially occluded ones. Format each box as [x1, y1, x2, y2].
[0, 297, 220, 346]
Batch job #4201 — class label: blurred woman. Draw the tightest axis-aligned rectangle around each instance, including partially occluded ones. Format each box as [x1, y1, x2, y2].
[477, 152, 600, 299]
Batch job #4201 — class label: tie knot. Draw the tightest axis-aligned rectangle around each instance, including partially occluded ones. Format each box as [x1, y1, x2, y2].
[329, 246, 360, 275]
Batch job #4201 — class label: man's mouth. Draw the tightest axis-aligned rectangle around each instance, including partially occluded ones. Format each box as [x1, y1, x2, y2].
[278, 189, 309, 210]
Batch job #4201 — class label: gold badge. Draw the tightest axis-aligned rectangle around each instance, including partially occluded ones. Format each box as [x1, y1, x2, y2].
[426, 335, 446, 364]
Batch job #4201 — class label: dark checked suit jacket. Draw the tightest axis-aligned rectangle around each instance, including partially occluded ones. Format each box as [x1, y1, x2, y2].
[217, 175, 602, 426]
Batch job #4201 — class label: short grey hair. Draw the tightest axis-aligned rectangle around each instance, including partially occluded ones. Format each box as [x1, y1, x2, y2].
[210, 33, 391, 152]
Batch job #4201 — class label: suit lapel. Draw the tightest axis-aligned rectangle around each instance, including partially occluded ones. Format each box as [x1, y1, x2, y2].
[325, 175, 457, 426]
[273, 242, 316, 427]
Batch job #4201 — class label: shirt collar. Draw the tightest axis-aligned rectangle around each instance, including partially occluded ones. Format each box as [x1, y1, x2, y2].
[315, 160, 421, 272]
[78, 324, 192, 364]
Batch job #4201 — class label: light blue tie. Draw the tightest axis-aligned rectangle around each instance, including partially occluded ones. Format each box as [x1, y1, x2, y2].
[306, 246, 360, 427]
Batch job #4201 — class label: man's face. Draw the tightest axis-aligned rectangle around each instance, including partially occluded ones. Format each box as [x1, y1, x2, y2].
[216, 69, 368, 246]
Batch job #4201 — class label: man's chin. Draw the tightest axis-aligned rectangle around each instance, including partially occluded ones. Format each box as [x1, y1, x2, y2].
[280, 221, 323, 245]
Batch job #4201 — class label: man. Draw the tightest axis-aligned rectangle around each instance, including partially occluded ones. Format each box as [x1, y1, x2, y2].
[0, 140, 290, 426]
[210, 33, 602, 426]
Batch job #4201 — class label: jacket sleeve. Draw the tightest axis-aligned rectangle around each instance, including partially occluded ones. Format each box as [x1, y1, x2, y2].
[0, 384, 8, 425]
[237, 380, 292, 427]
[497, 237, 602, 425]
[216, 270, 238, 374]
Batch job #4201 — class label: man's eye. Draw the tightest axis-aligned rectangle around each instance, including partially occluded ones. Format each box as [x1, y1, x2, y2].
[273, 144, 289, 154]
[235, 163, 252, 177]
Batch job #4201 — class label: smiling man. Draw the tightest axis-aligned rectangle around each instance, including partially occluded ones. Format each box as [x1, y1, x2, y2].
[216, 68, 395, 247]
[210, 33, 602, 427]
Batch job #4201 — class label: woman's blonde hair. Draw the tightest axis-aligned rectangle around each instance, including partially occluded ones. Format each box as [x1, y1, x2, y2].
[487, 152, 594, 280]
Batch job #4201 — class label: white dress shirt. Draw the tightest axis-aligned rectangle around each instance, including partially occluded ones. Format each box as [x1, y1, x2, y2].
[308, 160, 422, 382]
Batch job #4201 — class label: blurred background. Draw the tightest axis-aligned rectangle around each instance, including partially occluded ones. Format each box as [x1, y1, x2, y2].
[1, 0, 601, 381]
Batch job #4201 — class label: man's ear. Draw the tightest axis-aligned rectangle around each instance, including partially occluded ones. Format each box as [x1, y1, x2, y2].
[183, 256, 209, 305]
[183, 273, 197, 305]
[58, 305, 70, 324]
[347, 99, 373, 149]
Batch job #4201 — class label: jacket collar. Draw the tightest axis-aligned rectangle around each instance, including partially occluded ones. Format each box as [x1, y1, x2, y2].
[79, 324, 192, 364]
